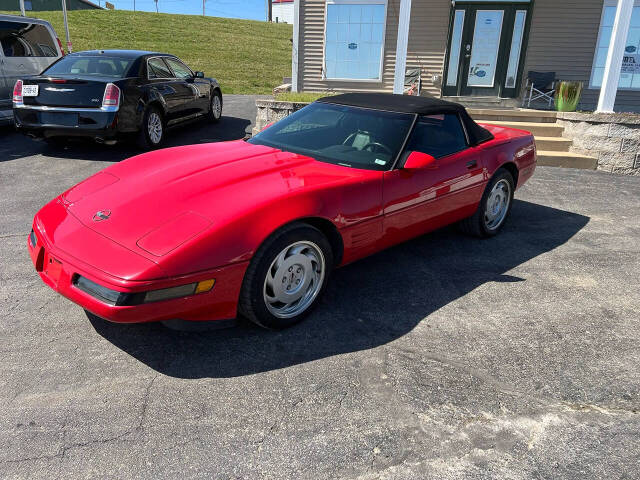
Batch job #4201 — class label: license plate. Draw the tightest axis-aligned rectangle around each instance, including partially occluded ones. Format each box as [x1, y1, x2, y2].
[40, 112, 78, 127]
[22, 85, 39, 97]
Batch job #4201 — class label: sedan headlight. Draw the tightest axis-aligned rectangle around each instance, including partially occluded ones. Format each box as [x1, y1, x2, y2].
[73, 275, 215, 306]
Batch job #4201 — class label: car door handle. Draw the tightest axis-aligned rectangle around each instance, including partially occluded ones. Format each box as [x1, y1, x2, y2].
[466, 160, 477, 169]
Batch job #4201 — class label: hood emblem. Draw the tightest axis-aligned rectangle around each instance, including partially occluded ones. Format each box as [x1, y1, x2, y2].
[93, 210, 111, 222]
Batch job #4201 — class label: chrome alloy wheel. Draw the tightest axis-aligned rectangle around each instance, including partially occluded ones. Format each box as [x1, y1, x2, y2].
[484, 179, 511, 230]
[263, 241, 326, 319]
[212, 95, 222, 119]
[147, 112, 163, 144]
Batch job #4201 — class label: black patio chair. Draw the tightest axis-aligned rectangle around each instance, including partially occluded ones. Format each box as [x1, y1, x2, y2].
[522, 71, 556, 108]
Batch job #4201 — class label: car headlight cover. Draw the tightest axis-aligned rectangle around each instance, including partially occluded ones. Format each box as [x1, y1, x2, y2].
[74, 275, 215, 305]
[74, 275, 124, 305]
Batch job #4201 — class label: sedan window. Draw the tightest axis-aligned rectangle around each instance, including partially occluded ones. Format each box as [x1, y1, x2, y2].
[405, 114, 468, 158]
[147, 57, 173, 79]
[165, 58, 193, 79]
[44, 56, 134, 77]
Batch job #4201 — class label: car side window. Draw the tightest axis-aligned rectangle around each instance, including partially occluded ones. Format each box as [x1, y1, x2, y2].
[147, 57, 173, 79]
[405, 114, 468, 159]
[165, 58, 193, 79]
[0, 22, 57, 57]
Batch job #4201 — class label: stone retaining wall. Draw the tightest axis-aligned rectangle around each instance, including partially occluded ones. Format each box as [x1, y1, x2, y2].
[252, 100, 310, 135]
[557, 112, 640, 176]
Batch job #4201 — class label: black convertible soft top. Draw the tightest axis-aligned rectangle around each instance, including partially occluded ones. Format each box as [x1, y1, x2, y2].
[317, 93, 494, 146]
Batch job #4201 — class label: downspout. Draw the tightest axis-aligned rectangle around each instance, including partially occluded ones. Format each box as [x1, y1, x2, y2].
[292, 0, 301, 92]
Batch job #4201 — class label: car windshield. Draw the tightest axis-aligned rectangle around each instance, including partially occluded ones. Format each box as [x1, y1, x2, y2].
[43, 56, 135, 77]
[248, 102, 415, 171]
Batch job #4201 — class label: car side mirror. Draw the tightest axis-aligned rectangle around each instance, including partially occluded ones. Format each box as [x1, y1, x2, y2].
[195, 71, 205, 78]
[403, 151, 436, 169]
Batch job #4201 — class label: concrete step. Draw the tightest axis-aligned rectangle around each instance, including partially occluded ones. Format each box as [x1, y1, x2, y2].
[444, 96, 521, 109]
[480, 120, 565, 137]
[536, 151, 598, 170]
[534, 136, 573, 152]
[468, 108, 557, 123]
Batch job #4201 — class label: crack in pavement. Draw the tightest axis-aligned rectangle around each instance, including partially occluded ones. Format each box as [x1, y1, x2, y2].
[1, 374, 161, 466]
[254, 382, 328, 451]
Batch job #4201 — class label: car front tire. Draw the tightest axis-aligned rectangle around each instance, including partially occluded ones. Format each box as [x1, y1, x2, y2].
[207, 90, 222, 123]
[239, 223, 333, 329]
[459, 168, 515, 238]
[137, 106, 165, 150]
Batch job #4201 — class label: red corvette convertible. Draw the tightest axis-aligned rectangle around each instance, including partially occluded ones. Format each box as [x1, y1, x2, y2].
[28, 93, 536, 329]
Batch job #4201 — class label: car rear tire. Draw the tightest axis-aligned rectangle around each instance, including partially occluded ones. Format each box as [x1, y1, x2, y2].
[459, 168, 515, 238]
[137, 106, 165, 150]
[239, 223, 333, 330]
[207, 90, 222, 123]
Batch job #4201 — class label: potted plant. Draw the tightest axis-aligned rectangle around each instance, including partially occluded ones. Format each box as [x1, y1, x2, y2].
[555, 81, 583, 112]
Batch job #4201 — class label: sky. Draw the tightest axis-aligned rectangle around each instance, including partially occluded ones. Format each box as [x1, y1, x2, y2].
[103, 0, 269, 21]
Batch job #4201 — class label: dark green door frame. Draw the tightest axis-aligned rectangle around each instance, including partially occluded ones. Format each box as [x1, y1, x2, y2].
[442, 1, 533, 98]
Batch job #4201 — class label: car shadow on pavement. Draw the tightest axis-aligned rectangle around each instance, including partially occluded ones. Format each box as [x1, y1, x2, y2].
[0, 116, 251, 163]
[89, 200, 590, 379]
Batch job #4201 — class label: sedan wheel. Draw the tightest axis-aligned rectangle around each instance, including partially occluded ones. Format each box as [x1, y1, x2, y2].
[137, 106, 165, 150]
[208, 91, 222, 123]
[239, 223, 333, 329]
[148, 112, 163, 144]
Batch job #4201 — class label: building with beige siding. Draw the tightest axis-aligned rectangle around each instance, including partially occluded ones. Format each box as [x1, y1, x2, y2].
[290, 0, 640, 112]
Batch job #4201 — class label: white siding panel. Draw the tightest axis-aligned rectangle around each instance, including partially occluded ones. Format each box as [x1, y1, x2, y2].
[273, 3, 294, 24]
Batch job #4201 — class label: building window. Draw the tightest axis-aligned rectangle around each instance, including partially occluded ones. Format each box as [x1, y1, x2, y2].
[590, 1, 640, 90]
[324, 0, 387, 81]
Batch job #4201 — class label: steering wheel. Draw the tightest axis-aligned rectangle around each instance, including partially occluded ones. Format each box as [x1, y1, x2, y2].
[362, 142, 393, 156]
[342, 130, 373, 146]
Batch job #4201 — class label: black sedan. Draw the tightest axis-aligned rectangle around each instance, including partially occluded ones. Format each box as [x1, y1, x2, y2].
[12, 50, 222, 149]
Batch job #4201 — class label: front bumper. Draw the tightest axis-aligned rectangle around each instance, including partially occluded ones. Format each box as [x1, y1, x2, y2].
[14, 106, 120, 141]
[28, 223, 248, 324]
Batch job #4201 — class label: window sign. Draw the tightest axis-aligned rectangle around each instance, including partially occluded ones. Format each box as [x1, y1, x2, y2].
[324, 1, 386, 81]
[622, 53, 640, 74]
[591, 2, 640, 89]
[467, 10, 504, 88]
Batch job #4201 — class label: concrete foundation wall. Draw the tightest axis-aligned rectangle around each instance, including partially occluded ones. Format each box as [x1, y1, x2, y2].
[558, 112, 640, 175]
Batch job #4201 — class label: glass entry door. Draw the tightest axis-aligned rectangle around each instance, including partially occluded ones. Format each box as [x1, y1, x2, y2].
[443, 3, 531, 97]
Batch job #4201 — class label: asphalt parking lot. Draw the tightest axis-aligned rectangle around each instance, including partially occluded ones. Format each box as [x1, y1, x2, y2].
[1, 95, 639, 479]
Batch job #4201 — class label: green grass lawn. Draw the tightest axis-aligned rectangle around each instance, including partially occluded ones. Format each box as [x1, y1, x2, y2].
[1, 10, 293, 94]
[275, 92, 336, 103]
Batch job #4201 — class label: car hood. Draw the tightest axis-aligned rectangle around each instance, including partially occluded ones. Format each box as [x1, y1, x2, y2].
[62, 140, 359, 258]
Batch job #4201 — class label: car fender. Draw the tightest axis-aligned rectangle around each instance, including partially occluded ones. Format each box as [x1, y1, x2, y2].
[154, 189, 345, 278]
[138, 89, 169, 117]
